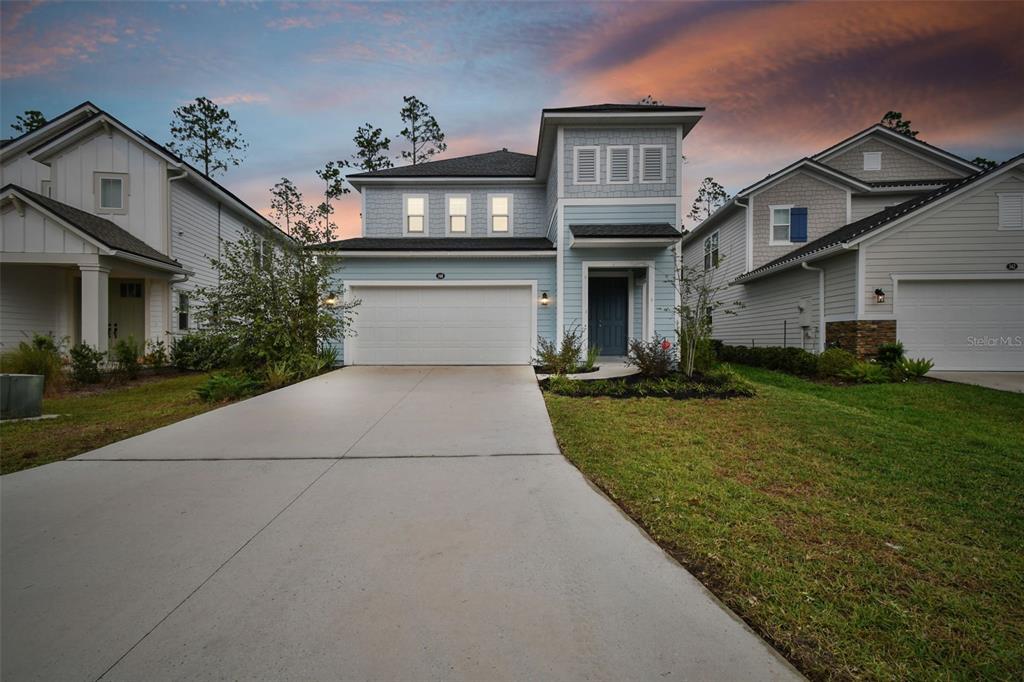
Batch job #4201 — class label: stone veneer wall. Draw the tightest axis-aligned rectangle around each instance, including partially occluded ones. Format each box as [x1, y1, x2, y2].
[826, 320, 897, 358]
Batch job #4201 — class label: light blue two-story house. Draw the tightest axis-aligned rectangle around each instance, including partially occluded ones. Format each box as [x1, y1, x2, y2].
[319, 103, 703, 365]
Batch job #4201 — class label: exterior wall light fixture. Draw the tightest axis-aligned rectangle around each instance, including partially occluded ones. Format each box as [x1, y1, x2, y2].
[324, 292, 338, 307]
[540, 292, 550, 306]
[874, 288, 886, 304]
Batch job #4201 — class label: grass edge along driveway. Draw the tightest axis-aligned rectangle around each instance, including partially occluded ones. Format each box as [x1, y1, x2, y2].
[544, 366, 1024, 681]
[1, 373, 213, 474]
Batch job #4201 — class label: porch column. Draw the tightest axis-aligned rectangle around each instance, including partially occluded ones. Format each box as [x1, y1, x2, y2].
[80, 264, 110, 352]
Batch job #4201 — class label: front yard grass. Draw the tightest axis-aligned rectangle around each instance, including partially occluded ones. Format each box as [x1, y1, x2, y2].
[544, 366, 1024, 680]
[1, 373, 214, 474]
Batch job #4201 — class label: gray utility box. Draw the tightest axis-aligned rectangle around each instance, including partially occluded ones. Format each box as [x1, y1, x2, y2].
[1, 374, 44, 420]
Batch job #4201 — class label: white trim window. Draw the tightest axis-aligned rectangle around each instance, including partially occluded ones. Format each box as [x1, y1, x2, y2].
[573, 146, 599, 185]
[446, 194, 469, 234]
[640, 145, 666, 183]
[703, 231, 719, 271]
[489, 194, 512, 234]
[770, 205, 793, 245]
[997, 193, 1024, 230]
[403, 194, 428, 235]
[862, 151, 882, 171]
[94, 172, 128, 214]
[178, 291, 190, 331]
[607, 145, 633, 184]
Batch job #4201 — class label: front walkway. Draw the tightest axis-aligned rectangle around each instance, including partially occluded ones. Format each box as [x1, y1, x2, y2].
[2, 367, 800, 681]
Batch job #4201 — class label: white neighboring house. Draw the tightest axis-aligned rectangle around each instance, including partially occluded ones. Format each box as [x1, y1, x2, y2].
[0, 102, 289, 353]
[680, 125, 1024, 371]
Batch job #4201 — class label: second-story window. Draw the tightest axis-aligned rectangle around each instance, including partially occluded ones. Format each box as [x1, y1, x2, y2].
[770, 205, 808, 244]
[489, 194, 512, 234]
[447, 195, 468, 234]
[607, 146, 632, 184]
[404, 195, 427, 234]
[94, 172, 128, 214]
[703, 231, 719, 271]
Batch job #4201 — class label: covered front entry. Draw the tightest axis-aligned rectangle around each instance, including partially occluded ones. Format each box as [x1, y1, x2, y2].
[347, 283, 537, 365]
[587, 276, 629, 355]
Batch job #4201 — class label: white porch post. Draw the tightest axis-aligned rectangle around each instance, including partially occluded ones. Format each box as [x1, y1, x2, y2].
[80, 264, 110, 351]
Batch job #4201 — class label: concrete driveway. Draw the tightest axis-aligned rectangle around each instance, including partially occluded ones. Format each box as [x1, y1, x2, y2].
[2, 366, 800, 681]
[928, 370, 1024, 393]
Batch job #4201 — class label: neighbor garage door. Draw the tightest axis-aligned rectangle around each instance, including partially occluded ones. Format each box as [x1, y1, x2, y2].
[349, 284, 534, 365]
[896, 278, 1024, 370]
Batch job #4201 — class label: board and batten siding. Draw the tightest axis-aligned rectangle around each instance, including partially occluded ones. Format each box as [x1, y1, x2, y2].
[1, 203, 101, 255]
[820, 134, 968, 182]
[562, 127, 678, 200]
[850, 193, 920, 221]
[0, 264, 72, 350]
[47, 128, 168, 253]
[327, 257, 557, 358]
[863, 172, 1024, 317]
[361, 184, 547, 238]
[1, 155, 50, 194]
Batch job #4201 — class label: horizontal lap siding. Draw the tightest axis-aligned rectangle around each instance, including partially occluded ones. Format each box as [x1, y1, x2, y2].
[563, 203, 676, 226]
[864, 174, 1024, 316]
[327, 257, 556, 358]
[824, 251, 857, 318]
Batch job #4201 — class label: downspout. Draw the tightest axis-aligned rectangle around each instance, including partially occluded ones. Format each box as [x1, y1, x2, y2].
[802, 262, 826, 352]
[167, 164, 189, 335]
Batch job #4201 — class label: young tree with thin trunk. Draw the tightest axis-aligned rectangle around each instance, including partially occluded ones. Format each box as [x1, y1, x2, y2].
[269, 178, 303, 235]
[168, 97, 248, 177]
[880, 111, 918, 138]
[687, 177, 728, 225]
[398, 95, 446, 165]
[314, 160, 349, 239]
[351, 123, 393, 172]
[10, 110, 47, 134]
[673, 262, 741, 378]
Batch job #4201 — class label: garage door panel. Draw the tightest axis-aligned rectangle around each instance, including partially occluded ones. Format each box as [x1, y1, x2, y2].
[896, 279, 1024, 371]
[351, 285, 534, 365]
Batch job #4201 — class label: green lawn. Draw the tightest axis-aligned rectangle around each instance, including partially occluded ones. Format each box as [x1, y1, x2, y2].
[1, 373, 214, 474]
[544, 366, 1024, 681]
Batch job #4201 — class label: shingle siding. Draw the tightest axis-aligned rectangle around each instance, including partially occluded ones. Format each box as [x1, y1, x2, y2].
[750, 172, 848, 269]
[821, 135, 968, 182]
[362, 184, 546, 238]
[563, 128, 677, 200]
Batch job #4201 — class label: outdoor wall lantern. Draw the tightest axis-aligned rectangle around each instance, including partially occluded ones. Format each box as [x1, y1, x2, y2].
[324, 292, 338, 307]
[540, 291, 550, 306]
[874, 288, 886, 304]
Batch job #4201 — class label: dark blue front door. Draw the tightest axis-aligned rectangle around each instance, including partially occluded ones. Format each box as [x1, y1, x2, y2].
[588, 277, 628, 355]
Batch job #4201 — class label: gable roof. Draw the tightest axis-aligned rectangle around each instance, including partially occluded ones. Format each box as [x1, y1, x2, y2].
[812, 123, 980, 173]
[347, 150, 536, 180]
[0, 102, 101, 161]
[1, 184, 183, 269]
[16, 103, 290, 242]
[734, 152, 1024, 282]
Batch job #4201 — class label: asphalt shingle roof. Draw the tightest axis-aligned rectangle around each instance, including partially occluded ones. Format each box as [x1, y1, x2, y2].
[570, 223, 681, 238]
[736, 152, 1024, 281]
[316, 237, 554, 251]
[3, 184, 181, 268]
[347, 150, 537, 178]
[866, 178, 960, 188]
[543, 103, 704, 113]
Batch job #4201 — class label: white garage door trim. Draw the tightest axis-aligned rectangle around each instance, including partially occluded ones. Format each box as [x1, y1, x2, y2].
[344, 280, 538, 366]
[892, 272, 1024, 371]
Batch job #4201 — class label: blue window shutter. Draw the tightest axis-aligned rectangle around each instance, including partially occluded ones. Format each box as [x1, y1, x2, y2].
[790, 207, 808, 242]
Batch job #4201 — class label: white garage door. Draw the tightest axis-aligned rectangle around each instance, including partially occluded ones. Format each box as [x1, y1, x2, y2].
[349, 284, 535, 365]
[896, 279, 1024, 370]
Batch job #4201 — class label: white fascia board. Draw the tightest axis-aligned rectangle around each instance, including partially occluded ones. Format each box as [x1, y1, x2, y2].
[347, 176, 542, 187]
[570, 238, 678, 248]
[312, 250, 556, 259]
[739, 161, 872, 197]
[0, 103, 99, 161]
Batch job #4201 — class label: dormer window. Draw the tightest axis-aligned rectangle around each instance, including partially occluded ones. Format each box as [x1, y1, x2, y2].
[447, 195, 469, 234]
[607, 146, 632, 184]
[573, 146, 599, 184]
[640, 145, 666, 183]
[94, 172, 128, 214]
[404, 194, 427, 234]
[863, 151, 882, 171]
[489, 194, 512, 234]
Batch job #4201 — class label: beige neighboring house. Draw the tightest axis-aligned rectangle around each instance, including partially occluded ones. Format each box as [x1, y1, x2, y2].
[681, 125, 1024, 371]
[0, 102, 288, 353]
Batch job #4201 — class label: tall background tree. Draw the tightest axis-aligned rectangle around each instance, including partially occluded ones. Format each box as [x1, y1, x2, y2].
[168, 96, 248, 177]
[351, 123, 393, 172]
[314, 160, 349, 239]
[10, 110, 47, 134]
[687, 177, 728, 225]
[638, 95, 662, 105]
[880, 111, 918, 138]
[971, 156, 997, 170]
[269, 178, 303, 235]
[398, 95, 446, 165]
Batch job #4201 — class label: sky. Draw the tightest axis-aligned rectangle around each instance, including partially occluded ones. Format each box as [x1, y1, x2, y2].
[2, 0, 1022, 238]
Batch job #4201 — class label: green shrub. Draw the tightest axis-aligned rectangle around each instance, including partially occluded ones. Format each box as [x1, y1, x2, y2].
[318, 346, 339, 368]
[534, 324, 585, 374]
[876, 341, 905, 367]
[264, 361, 295, 390]
[703, 364, 757, 396]
[679, 335, 716, 375]
[144, 339, 169, 370]
[171, 332, 232, 372]
[293, 353, 329, 380]
[625, 337, 676, 378]
[817, 347, 857, 378]
[840, 361, 890, 384]
[110, 337, 141, 380]
[69, 342, 105, 384]
[581, 345, 600, 372]
[719, 344, 818, 376]
[542, 368, 755, 400]
[900, 357, 934, 378]
[0, 334, 66, 393]
[195, 372, 260, 402]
